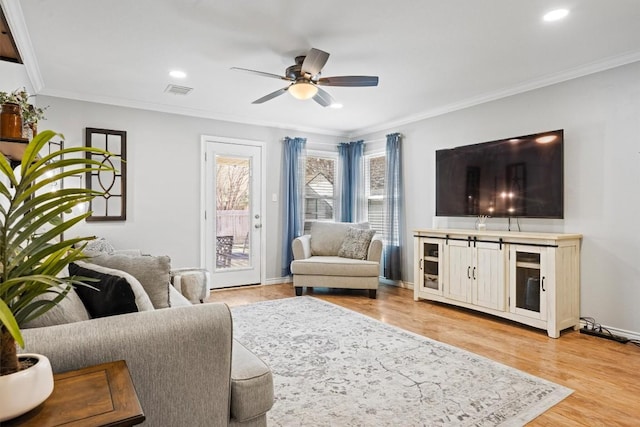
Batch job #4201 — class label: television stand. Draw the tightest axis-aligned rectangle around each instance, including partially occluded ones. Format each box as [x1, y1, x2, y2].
[413, 228, 582, 338]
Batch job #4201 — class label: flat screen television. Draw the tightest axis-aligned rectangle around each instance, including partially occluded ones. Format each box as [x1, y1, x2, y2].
[435, 130, 564, 218]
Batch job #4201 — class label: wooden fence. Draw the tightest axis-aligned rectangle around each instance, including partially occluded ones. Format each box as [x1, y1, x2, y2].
[216, 210, 249, 241]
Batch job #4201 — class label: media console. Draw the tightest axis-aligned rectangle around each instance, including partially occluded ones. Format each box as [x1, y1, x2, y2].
[414, 228, 582, 338]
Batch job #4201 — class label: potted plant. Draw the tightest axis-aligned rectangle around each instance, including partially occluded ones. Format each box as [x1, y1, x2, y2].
[0, 88, 48, 139]
[0, 130, 110, 421]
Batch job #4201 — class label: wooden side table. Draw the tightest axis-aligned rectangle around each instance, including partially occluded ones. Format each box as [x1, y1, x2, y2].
[5, 360, 145, 427]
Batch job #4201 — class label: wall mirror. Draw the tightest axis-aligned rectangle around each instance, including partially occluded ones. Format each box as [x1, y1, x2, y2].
[85, 127, 127, 221]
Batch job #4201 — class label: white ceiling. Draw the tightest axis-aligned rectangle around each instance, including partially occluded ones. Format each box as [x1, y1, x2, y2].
[6, 0, 640, 136]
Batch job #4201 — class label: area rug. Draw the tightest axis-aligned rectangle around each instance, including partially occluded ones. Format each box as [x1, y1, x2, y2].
[231, 297, 572, 426]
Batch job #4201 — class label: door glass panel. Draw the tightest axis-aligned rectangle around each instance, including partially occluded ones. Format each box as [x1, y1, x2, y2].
[423, 242, 440, 290]
[215, 155, 250, 270]
[515, 251, 541, 312]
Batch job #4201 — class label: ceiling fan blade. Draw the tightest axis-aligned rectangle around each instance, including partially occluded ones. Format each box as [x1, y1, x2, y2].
[252, 87, 289, 104]
[317, 76, 379, 87]
[301, 48, 330, 76]
[312, 87, 336, 107]
[231, 67, 291, 81]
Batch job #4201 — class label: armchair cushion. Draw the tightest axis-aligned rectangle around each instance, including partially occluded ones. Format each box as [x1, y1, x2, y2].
[310, 221, 369, 256]
[338, 227, 376, 260]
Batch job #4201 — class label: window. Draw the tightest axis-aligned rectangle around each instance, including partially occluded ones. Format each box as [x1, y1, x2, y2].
[365, 153, 386, 234]
[304, 151, 337, 232]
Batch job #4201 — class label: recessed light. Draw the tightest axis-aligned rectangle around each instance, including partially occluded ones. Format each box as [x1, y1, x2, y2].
[169, 70, 187, 79]
[543, 9, 569, 22]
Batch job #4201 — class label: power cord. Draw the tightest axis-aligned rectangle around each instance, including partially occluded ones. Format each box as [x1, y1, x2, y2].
[580, 316, 632, 344]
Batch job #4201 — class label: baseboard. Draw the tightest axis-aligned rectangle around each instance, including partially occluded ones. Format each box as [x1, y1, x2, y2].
[579, 320, 640, 341]
[264, 276, 292, 285]
[380, 278, 414, 290]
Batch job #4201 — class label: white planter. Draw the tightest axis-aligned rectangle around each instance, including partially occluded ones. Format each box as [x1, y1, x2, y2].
[0, 353, 54, 422]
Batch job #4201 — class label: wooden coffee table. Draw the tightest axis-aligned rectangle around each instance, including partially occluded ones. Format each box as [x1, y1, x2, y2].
[5, 360, 145, 427]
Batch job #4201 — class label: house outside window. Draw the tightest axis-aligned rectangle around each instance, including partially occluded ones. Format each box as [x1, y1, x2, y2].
[365, 152, 386, 234]
[304, 151, 337, 233]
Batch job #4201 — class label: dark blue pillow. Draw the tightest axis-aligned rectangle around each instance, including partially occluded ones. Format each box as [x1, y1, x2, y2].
[69, 262, 138, 318]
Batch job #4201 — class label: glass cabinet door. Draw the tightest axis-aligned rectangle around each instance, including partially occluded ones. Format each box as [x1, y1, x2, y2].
[509, 246, 547, 319]
[418, 238, 443, 296]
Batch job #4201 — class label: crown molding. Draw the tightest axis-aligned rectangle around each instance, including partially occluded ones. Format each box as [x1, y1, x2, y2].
[39, 86, 349, 138]
[349, 50, 640, 137]
[1, 0, 44, 93]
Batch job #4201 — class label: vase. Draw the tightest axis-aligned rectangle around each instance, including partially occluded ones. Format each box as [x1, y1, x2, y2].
[0, 353, 54, 422]
[1, 103, 23, 139]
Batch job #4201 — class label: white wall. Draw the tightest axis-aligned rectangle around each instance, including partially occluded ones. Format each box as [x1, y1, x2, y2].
[0, 61, 33, 93]
[355, 61, 640, 334]
[38, 96, 341, 282]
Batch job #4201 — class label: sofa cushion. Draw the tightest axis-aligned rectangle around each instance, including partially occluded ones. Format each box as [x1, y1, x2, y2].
[73, 261, 155, 311]
[87, 254, 172, 309]
[338, 227, 376, 260]
[291, 256, 380, 277]
[69, 262, 139, 318]
[21, 286, 90, 329]
[230, 341, 274, 422]
[310, 221, 369, 256]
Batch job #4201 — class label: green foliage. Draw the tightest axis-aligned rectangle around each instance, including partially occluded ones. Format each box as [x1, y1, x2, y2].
[0, 130, 111, 347]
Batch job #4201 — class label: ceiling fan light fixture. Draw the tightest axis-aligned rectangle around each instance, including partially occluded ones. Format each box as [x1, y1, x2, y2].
[289, 81, 318, 100]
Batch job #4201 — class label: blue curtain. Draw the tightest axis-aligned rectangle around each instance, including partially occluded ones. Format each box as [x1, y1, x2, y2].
[281, 137, 306, 276]
[383, 133, 403, 280]
[338, 140, 364, 222]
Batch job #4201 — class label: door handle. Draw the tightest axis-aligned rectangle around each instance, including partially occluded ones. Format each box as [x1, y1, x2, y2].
[254, 224, 262, 229]
[467, 266, 471, 279]
[541, 276, 546, 292]
[419, 259, 423, 270]
[472, 266, 476, 280]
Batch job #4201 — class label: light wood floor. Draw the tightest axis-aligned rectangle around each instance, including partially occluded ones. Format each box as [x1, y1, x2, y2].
[210, 283, 640, 426]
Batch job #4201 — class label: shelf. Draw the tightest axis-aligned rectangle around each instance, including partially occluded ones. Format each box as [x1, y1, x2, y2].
[424, 256, 438, 262]
[0, 136, 29, 144]
[0, 140, 29, 161]
[516, 261, 540, 269]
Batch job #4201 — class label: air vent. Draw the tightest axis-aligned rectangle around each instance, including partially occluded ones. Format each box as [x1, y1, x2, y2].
[164, 84, 193, 95]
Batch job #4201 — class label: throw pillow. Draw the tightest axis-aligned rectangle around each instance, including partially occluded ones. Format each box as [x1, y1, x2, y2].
[338, 227, 376, 260]
[82, 237, 116, 256]
[86, 254, 172, 309]
[69, 262, 139, 318]
[73, 261, 155, 311]
[21, 286, 90, 329]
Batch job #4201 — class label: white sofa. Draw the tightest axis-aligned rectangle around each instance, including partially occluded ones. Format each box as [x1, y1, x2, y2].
[290, 222, 382, 298]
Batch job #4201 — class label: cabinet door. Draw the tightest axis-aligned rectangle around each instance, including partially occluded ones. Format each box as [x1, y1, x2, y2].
[509, 245, 547, 319]
[444, 240, 472, 303]
[415, 238, 443, 296]
[473, 242, 506, 311]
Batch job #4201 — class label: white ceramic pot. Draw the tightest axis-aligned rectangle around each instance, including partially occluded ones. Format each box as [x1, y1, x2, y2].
[0, 353, 54, 422]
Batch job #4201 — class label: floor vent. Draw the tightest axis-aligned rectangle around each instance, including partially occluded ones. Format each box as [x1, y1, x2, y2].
[164, 84, 193, 95]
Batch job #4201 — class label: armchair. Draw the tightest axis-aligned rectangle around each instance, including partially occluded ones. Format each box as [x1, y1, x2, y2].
[290, 221, 382, 298]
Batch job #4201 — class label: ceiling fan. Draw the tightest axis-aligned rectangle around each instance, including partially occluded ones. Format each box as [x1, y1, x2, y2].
[231, 48, 379, 107]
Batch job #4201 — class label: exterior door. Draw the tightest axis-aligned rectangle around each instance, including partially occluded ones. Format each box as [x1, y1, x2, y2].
[202, 137, 263, 288]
